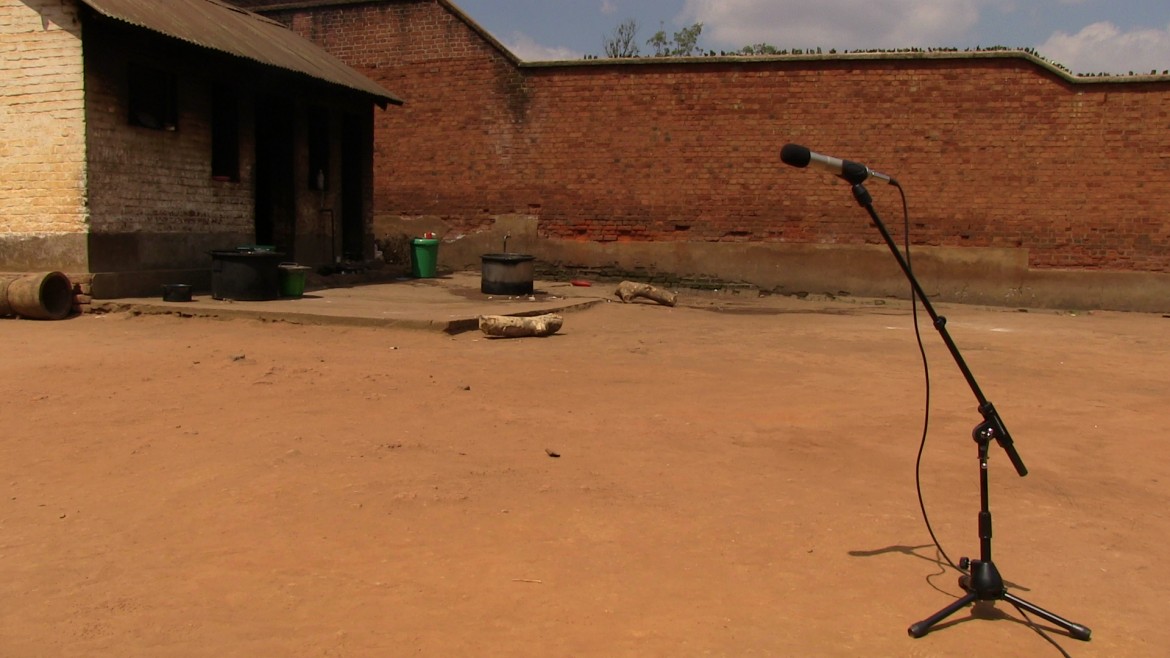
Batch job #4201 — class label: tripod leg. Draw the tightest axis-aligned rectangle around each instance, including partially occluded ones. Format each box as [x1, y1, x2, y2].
[1003, 591, 1092, 641]
[908, 591, 977, 638]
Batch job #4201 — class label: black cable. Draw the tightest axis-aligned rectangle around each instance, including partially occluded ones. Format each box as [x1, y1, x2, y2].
[890, 181, 960, 574]
[892, 183, 1074, 654]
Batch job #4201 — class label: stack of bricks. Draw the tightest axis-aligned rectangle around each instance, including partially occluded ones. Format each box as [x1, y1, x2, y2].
[66, 272, 92, 314]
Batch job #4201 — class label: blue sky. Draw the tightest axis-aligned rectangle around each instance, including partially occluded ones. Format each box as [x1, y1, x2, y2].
[450, 0, 1170, 75]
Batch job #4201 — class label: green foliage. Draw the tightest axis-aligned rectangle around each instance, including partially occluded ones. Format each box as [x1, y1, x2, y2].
[672, 22, 703, 56]
[740, 43, 780, 55]
[646, 26, 669, 56]
[647, 22, 704, 57]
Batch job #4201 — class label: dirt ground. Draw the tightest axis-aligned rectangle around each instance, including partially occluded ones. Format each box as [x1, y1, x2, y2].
[2, 290, 1167, 657]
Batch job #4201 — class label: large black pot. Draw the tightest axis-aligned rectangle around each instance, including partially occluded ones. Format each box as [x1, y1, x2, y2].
[210, 249, 285, 301]
[481, 253, 535, 295]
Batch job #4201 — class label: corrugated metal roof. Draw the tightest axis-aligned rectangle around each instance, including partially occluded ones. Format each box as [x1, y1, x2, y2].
[79, 0, 402, 106]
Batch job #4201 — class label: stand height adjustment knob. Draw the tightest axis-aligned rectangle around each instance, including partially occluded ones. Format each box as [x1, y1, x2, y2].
[958, 557, 971, 570]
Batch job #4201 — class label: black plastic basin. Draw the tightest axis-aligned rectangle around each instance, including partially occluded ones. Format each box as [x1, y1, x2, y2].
[210, 249, 285, 301]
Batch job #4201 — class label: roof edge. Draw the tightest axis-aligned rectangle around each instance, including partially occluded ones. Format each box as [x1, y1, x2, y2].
[79, 0, 402, 106]
[440, 0, 521, 66]
[240, 0, 522, 66]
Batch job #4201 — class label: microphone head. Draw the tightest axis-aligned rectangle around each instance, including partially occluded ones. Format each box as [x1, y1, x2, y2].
[780, 143, 811, 168]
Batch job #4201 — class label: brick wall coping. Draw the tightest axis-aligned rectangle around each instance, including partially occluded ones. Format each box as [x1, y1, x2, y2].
[523, 50, 1170, 86]
[240, 0, 1170, 86]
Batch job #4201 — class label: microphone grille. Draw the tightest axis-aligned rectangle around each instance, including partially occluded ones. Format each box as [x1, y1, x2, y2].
[780, 143, 811, 168]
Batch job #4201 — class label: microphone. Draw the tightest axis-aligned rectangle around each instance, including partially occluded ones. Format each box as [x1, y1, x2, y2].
[780, 143, 895, 185]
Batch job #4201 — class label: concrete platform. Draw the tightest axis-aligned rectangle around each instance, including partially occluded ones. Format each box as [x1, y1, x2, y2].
[92, 271, 610, 334]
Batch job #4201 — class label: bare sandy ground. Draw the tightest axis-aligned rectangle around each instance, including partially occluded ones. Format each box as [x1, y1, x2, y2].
[2, 292, 1167, 656]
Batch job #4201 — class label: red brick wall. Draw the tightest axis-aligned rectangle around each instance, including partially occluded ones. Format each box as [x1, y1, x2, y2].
[266, 0, 538, 237]
[262, 0, 1170, 274]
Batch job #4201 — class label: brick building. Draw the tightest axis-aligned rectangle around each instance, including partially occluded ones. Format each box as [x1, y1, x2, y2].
[0, 0, 400, 299]
[236, 0, 1170, 311]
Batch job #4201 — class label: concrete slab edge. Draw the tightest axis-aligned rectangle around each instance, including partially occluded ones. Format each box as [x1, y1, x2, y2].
[90, 298, 605, 334]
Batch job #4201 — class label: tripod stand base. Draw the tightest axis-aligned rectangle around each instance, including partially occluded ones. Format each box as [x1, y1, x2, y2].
[908, 561, 1091, 641]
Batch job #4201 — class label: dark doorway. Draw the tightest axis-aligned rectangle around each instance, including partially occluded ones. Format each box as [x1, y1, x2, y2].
[341, 113, 369, 261]
[254, 95, 295, 254]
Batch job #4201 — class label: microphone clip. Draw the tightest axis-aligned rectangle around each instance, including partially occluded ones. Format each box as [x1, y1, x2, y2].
[843, 161, 895, 186]
[840, 161, 873, 185]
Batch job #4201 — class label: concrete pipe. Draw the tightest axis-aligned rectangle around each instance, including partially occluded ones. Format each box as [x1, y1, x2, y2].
[0, 272, 74, 320]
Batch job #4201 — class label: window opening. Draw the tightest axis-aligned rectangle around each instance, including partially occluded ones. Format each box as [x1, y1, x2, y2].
[128, 63, 177, 131]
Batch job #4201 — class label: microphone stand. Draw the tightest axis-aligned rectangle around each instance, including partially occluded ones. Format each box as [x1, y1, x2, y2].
[845, 178, 1091, 642]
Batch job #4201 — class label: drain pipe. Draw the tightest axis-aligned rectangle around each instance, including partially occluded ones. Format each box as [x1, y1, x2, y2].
[0, 272, 74, 320]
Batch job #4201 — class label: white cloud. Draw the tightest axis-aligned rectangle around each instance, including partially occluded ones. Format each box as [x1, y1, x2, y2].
[679, 0, 984, 51]
[1037, 22, 1170, 74]
[503, 31, 583, 61]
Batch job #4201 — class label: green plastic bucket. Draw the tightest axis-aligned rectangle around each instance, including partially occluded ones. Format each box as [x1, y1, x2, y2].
[278, 263, 311, 298]
[410, 238, 440, 278]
